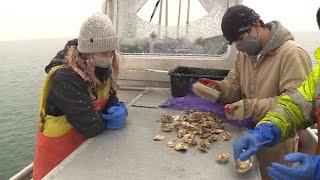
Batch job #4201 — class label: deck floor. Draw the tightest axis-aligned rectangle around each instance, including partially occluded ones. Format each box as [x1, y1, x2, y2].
[117, 89, 144, 105]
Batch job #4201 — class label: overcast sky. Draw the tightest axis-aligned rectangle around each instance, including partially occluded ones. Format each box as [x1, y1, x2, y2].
[0, 0, 103, 41]
[244, 0, 320, 33]
[0, 0, 319, 41]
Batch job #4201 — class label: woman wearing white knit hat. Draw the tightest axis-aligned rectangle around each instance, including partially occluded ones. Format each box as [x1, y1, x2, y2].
[32, 12, 127, 180]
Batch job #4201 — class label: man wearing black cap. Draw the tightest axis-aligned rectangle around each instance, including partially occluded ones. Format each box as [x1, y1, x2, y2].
[233, 7, 320, 180]
[194, 5, 312, 180]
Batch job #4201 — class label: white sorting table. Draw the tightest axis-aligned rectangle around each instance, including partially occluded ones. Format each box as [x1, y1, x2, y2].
[44, 88, 261, 180]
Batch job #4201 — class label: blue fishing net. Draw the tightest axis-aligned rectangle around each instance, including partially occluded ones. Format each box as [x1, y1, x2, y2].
[160, 88, 254, 129]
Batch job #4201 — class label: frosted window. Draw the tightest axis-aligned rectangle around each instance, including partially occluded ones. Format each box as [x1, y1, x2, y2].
[117, 0, 229, 56]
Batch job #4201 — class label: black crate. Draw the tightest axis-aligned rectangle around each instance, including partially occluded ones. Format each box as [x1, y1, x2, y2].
[168, 66, 229, 97]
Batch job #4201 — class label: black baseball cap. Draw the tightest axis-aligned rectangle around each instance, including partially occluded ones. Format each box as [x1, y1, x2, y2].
[221, 5, 260, 44]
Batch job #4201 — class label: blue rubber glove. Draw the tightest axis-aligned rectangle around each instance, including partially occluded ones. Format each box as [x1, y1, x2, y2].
[101, 102, 128, 130]
[233, 123, 280, 161]
[267, 152, 320, 180]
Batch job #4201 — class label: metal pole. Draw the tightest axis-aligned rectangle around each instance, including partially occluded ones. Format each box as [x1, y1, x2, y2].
[111, 0, 117, 33]
[109, 0, 114, 24]
[158, 0, 163, 37]
[186, 0, 190, 38]
[177, 0, 182, 38]
[165, 0, 168, 37]
[102, 0, 108, 15]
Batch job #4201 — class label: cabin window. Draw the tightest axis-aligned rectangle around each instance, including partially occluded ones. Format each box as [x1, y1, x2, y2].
[117, 0, 229, 56]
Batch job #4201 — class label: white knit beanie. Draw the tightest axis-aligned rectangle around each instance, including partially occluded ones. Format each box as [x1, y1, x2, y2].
[78, 12, 118, 53]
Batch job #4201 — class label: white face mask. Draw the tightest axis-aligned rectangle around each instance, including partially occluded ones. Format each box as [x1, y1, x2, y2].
[94, 55, 113, 68]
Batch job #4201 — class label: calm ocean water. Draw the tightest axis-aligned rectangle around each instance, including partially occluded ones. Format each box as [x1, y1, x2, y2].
[0, 32, 320, 179]
[0, 38, 69, 179]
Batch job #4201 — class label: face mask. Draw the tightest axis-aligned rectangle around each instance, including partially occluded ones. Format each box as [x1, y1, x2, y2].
[95, 66, 111, 81]
[94, 55, 113, 68]
[236, 35, 262, 56]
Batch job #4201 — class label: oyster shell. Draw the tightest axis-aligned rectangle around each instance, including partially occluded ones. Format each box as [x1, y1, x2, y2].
[192, 130, 199, 135]
[158, 111, 232, 153]
[219, 132, 231, 141]
[187, 123, 198, 131]
[209, 134, 220, 142]
[167, 139, 177, 148]
[181, 121, 190, 128]
[172, 115, 182, 121]
[234, 159, 252, 173]
[200, 133, 212, 139]
[177, 128, 187, 138]
[161, 115, 174, 123]
[187, 137, 197, 146]
[206, 116, 214, 121]
[153, 134, 165, 141]
[198, 139, 211, 152]
[216, 153, 230, 164]
[182, 134, 193, 143]
[212, 129, 225, 134]
[202, 121, 212, 128]
[186, 109, 195, 114]
[181, 133, 197, 146]
[174, 122, 183, 132]
[161, 123, 173, 132]
[175, 142, 188, 151]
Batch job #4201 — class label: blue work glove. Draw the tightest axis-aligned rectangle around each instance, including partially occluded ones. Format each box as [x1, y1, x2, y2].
[267, 152, 320, 180]
[101, 102, 128, 130]
[233, 123, 281, 161]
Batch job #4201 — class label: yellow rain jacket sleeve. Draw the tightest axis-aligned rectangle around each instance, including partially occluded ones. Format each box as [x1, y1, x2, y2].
[258, 48, 320, 141]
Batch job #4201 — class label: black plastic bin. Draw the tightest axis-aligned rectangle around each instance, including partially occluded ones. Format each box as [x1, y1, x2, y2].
[168, 66, 230, 97]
